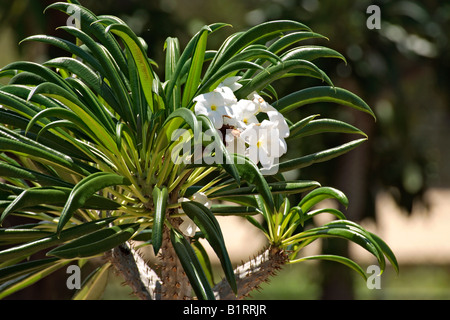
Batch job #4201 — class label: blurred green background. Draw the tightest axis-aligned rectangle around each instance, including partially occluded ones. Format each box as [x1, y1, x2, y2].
[1, 0, 449, 300]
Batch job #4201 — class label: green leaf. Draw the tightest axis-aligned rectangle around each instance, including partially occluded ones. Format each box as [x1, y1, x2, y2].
[163, 107, 201, 146]
[288, 118, 368, 140]
[73, 263, 111, 300]
[368, 232, 399, 274]
[192, 240, 215, 286]
[169, 228, 215, 300]
[1, 186, 119, 225]
[289, 222, 384, 266]
[0, 258, 69, 299]
[206, 20, 311, 78]
[45, 2, 128, 73]
[291, 255, 368, 281]
[182, 26, 210, 108]
[1, 61, 73, 93]
[273, 86, 376, 119]
[105, 23, 156, 113]
[197, 114, 240, 184]
[0, 137, 86, 177]
[298, 187, 348, 213]
[0, 162, 73, 188]
[21, 35, 105, 75]
[28, 82, 118, 152]
[210, 180, 320, 198]
[277, 138, 367, 172]
[232, 153, 274, 213]
[57, 172, 131, 233]
[0, 228, 53, 244]
[235, 59, 331, 99]
[164, 37, 181, 111]
[267, 31, 328, 55]
[181, 201, 236, 294]
[197, 61, 264, 95]
[48, 223, 139, 259]
[210, 205, 260, 216]
[151, 186, 168, 255]
[0, 218, 116, 263]
[0, 257, 61, 284]
[281, 46, 347, 63]
[43, 57, 102, 92]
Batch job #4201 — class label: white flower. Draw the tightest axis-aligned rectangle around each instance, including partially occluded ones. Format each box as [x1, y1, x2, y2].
[249, 92, 290, 139]
[217, 76, 243, 92]
[249, 92, 273, 113]
[266, 109, 290, 139]
[240, 120, 288, 169]
[193, 88, 236, 129]
[192, 192, 212, 208]
[177, 192, 211, 237]
[179, 217, 197, 237]
[229, 99, 260, 129]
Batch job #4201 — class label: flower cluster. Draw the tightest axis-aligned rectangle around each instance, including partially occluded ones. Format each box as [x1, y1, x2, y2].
[193, 77, 290, 170]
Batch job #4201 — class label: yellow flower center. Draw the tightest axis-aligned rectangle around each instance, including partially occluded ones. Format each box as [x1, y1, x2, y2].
[210, 104, 217, 111]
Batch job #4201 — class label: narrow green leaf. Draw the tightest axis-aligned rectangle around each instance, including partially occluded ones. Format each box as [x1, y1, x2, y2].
[192, 240, 215, 286]
[48, 223, 138, 259]
[288, 118, 368, 140]
[197, 114, 240, 184]
[274, 86, 376, 119]
[232, 153, 274, 213]
[298, 187, 349, 213]
[277, 138, 367, 172]
[45, 2, 128, 73]
[181, 201, 236, 294]
[182, 26, 209, 108]
[210, 180, 320, 198]
[151, 186, 168, 255]
[0, 229, 53, 244]
[0, 137, 86, 177]
[0, 258, 69, 299]
[0, 257, 60, 284]
[20, 35, 105, 75]
[105, 23, 156, 113]
[210, 205, 259, 216]
[0, 218, 116, 263]
[291, 255, 367, 281]
[0, 162, 73, 188]
[170, 228, 215, 300]
[206, 20, 311, 78]
[57, 172, 131, 233]
[267, 31, 328, 55]
[281, 46, 347, 63]
[235, 59, 330, 100]
[73, 263, 111, 300]
[1, 61, 73, 93]
[368, 232, 399, 274]
[1, 186, 119, 225]
[164, 37, 181, 111]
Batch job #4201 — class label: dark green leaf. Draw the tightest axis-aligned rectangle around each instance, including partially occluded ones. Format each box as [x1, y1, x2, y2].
[151, 186, 168, 255]
[170, 228, 215, 300]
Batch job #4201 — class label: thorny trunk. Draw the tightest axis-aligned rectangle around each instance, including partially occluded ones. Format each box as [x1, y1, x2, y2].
[213, 246, 288, 300]
[108, 242, 288, 300]
[106, 241, 161, 300]
[157, 221, 192, 300]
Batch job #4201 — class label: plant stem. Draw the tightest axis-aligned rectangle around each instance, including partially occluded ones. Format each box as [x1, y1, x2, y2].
[213, 246, 288, 300]
[106, 241, 161, 300]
